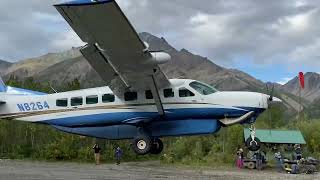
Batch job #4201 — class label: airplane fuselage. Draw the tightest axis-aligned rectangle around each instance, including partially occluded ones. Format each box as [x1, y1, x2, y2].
[0, 79, 271, 140]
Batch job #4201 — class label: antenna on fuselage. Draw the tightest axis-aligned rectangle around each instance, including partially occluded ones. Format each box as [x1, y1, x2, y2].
[48, 82, 58, 93]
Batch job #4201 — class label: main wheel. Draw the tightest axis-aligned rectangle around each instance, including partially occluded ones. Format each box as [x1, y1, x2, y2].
[284, 163, 291, 169]
[150, 138, 164, 154]
[245, 137, 261, 151]
[132, 135, 152, 155]
[247, 162, 256, 169]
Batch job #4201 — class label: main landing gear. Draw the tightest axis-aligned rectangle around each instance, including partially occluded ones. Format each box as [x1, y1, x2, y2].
[245, 124, 261, 151]
[132, 135, 163, 155]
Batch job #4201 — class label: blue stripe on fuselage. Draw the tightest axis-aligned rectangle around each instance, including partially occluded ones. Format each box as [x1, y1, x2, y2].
[41, 107, 253, 127]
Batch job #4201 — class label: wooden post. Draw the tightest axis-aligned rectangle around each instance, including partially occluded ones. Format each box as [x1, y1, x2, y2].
[298, 84, 301, 121]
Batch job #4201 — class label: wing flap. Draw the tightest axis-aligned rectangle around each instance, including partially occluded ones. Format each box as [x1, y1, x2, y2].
[81, 44, 120, 84]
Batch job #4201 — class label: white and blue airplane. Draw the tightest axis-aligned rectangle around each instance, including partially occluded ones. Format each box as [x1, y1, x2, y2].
[0, 0, 281, 155]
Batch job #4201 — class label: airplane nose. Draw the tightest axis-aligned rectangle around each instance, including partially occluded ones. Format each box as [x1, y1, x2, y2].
[267, 95, 282, 106]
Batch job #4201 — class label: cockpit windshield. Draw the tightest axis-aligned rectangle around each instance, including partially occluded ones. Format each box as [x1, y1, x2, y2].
[189, 81, 218, 95]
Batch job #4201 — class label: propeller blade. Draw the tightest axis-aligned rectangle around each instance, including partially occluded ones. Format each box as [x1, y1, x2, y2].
[269, 84, 275, 101]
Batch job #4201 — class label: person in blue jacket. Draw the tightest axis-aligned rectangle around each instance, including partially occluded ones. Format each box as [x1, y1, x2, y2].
[115, 146, 123, 165]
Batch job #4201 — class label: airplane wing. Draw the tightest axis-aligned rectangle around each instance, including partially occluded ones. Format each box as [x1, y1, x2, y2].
[55, 0, 169, 115]
[54, 0, 170, 91]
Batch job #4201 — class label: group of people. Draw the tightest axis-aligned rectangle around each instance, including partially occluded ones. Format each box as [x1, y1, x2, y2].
[236, 147, 265, 170]
[236, 144, 306, 173]
[92, 144, 123, 165]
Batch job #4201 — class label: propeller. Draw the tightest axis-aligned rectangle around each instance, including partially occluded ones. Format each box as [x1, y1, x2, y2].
[266, 83, 275, 101]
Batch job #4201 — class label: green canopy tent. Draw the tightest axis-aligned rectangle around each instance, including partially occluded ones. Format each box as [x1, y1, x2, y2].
[244, 129, 306, 144]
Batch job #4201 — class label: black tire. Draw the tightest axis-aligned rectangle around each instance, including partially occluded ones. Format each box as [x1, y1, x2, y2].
[284, 163, 291, 169]
[132, 135, 152, 155]
[150, 138, 164, 155]
[247, 162, 256, 169]
[245, 137, 261, 151]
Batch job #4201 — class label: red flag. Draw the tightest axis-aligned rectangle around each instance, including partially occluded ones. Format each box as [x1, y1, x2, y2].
[299, 72, 305, 89]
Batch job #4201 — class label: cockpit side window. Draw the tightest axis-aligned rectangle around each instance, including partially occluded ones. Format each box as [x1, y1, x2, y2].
[189, 81, 218, 95]
[163, 88, 174, 98]
[179, 88, 195, 97]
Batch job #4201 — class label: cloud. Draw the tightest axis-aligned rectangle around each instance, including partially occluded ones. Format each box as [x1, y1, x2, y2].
[0, 0, 319, 76]
[277, 77, 293, 85]
[117, 0, 320, 68]
[190, 13, 210, 25]
[51, 30, 85, 50]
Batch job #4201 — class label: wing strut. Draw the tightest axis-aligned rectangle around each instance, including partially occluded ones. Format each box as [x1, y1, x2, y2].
[92, 43, 131, 89]
[150, 74, 165, 116]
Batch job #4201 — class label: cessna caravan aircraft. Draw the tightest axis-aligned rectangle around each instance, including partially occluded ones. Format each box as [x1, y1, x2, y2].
[0, 0, 281, 155]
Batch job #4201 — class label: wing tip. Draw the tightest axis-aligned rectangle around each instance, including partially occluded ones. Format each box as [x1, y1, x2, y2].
[54, 0, 114, 7]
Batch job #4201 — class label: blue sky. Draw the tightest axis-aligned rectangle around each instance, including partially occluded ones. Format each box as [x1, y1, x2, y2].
[0, 0, 319, 85]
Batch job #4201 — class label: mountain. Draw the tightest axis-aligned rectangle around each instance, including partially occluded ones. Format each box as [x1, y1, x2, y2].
[281, 72, 320, 103]
[6, 32, 266, 92]
[0, 32, 306, 114]
[4, 48, 81, 78]
[140, 32, 266, 92]
[0, 60, 12, 76]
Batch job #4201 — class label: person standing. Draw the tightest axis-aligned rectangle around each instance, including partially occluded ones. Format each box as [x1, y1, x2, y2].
[255, 150, 263, 171]
[115, 146, 123, 165]
[274, 151, 283, 172]
[93, 144, 101, 165]
[294, 144, 302, 160]
[236, 148, 244, 169]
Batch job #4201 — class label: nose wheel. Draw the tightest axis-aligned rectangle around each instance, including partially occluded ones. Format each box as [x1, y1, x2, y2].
[245, 124, 261, 151]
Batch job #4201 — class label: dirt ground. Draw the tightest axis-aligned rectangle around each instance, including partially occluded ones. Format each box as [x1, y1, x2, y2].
[0, 160, 318, 180]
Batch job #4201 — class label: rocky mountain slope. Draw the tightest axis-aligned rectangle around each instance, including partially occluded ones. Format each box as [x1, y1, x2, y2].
[1, 32, 317, 113]
[4, 48, 81, 78]
[280, 72, 320, 103]
[2, 32, 267, 92]
[0, 60, 12, 76]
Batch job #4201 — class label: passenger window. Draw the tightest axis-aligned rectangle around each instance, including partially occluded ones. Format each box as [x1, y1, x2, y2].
[86, 95, 98, 104]
[163, 88, 174, 98]
[145, 90, 153, 99]
[71, 97, 83, 106]
[179, 88, 195, 97]
[124, 92, 137, 101]
[56, 98, 68, 107]
[102, 94, 115, 103]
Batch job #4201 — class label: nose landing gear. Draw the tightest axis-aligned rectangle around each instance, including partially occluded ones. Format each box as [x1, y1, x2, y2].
[245, 124, 261, 151]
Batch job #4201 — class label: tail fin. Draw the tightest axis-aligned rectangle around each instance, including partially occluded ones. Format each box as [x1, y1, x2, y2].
[0, 76, 6, 92]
